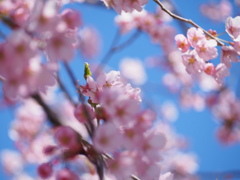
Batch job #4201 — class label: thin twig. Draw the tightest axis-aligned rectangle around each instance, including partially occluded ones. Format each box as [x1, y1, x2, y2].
[153, 0, 224, 46]
[94, 29, 141, 77]
[56, 74, 77, 107]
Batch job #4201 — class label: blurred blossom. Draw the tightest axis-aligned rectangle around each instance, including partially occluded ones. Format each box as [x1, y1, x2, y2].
[78, 27, 101, 59]
[180, 91, 205, 111]
[9, 99, 46, 141]
[167, 152, 198, 175]
[119, 58, 147, 85]
[13, 173, 34, 180]
[1, 150, 23, 175]
[161, 101, 178, 122]
[199, 73, 220, 92]
[200, 0, 232, 22]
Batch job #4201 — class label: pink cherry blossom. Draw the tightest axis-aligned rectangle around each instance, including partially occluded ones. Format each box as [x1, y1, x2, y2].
[106, 152, 134, 180]
[139, 130, 166, 161]
[181, 50, 205, 74]
[101, 0, 148, 14]
[175, 34, 190, 53]
[187, 27, 206, 48]
[61, 9, 82, 29]
[115, 12, 135, 34]
[27, 0, 60, 34]
[2, 57, 57, 99]
[213, 63, 230, 84]
[167, 152, 198, 175]
[37, 162, 53, 179]
[195, 39, 218, 61]
[93, 122, 123, 153]
[225, 16, 240, 40]
[54, 126, 79, 149]
[200, 0, 232, 22]
[1, 150, 23, 175]
[78, 27, 100, 59]
[233, 41, 240, 54]
[46, 31, 74, 62]
[10, 99, 46, 141]
[204, 63, 215, 75]
[56, 169, 79, 180]
[221, 45, 240, 67]
[74, 104, 95, 124]
[5, 30, 37, 68]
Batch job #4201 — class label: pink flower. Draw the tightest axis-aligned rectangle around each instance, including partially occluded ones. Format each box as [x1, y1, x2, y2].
[46, 32, 74, 62]
[27, 0, 60, 34]
[204, 63, 215, 75]
[139, 130, 166, 161]
[37, 162, 53, 179]
[136, 160, 161, 180]
[195, 39, 218, 61]
[233, 41, 240, 54]
[101, 0, 148, 14]
[61, 9, 82, 29]
[99, 88, 140, 126]
[54, 126, 78, 149]
[78, 27, 100, 59]
[187, 27, 206, 48]
[1, 150, 23, 175]
[2, 57, 56, 99]
[167, 152, 198, 175]
[213, 63, 230, 84]
[115, 12, 135, 34]
[175, 34, 190, 53]
[121, 126, 144, 149]
[56, 169, 79, 180]
[74, 104, 96, 124]
[5, 30, 37, 68]
[200, 0, 232, 22]
[93, 122, 123, 153]
[221, 45, 239, 67]
[225, 16, 240, 40]
[107, 152, 134, 180]
[181, 50, 205, 74]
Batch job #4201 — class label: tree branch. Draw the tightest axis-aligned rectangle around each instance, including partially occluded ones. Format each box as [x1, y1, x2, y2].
[153, 0, 224, 46]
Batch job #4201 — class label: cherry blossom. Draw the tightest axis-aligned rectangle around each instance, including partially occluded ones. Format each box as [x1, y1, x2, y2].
[186, 27, 205, 48]
[37, 162, 53, 179]
[93, 122, 123, 153]
[181, 50, 205, 74]
[225, 16, 240, 41]
[101, 0, 148, 14]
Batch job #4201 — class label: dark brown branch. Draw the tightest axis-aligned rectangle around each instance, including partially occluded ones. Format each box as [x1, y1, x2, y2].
[31, 93, 61, 127]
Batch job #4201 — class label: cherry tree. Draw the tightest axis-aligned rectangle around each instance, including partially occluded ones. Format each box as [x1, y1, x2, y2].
[0, 0, 240, 180]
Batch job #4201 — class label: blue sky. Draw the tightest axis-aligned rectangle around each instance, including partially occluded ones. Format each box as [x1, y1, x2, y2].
[1, 0, 240, 179]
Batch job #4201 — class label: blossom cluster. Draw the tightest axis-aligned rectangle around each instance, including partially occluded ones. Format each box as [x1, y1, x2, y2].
[175, 16, 240, 84]
[0, 0, 100, 99]
[101, 0, 148, 14]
